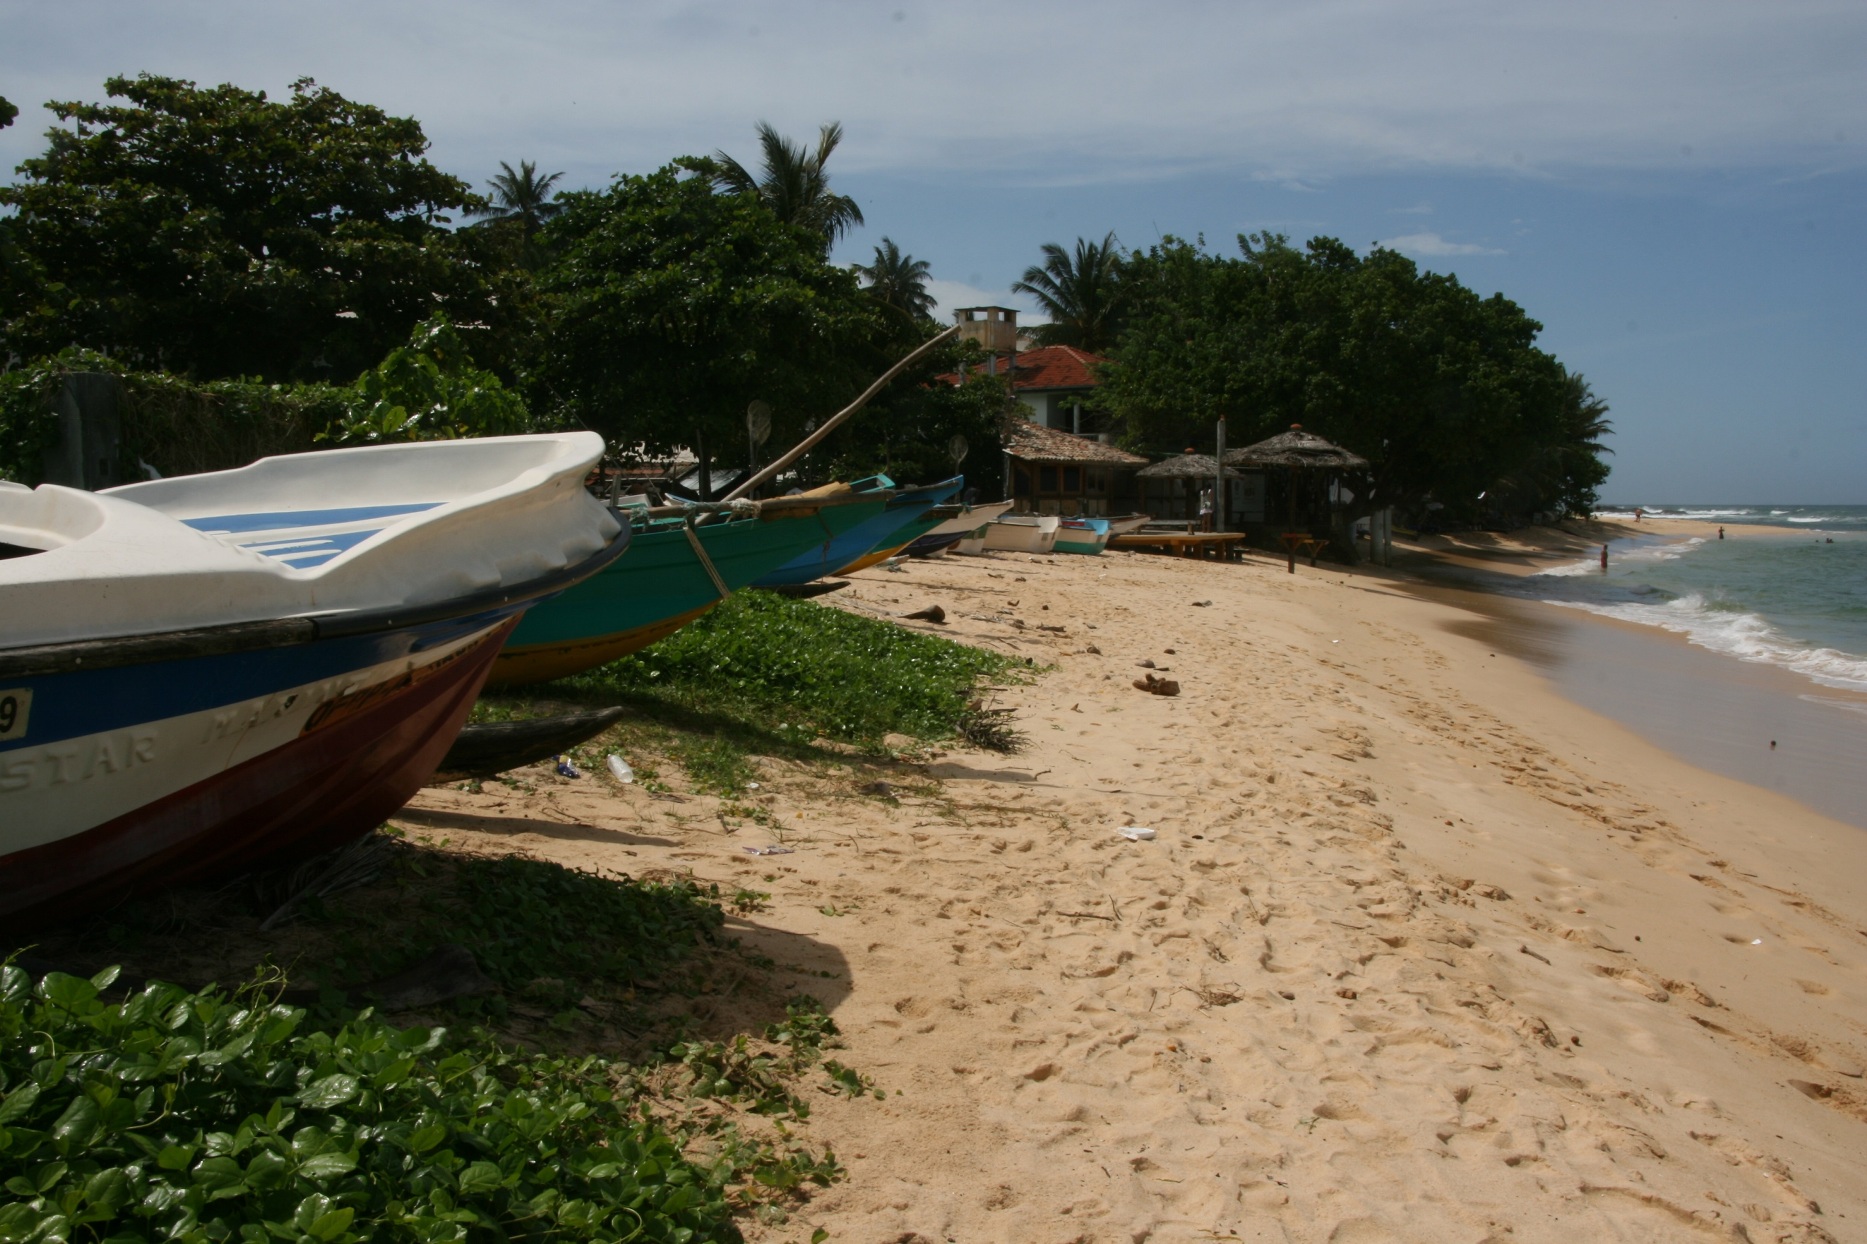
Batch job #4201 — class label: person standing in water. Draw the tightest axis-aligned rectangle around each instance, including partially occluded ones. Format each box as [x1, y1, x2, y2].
[1719, 526, 1725, 539]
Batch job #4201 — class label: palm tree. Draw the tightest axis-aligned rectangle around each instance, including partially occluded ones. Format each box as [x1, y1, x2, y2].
[467, 160, 565, 241]
[1011, 232, 1124, 352]
[856, 237, 935, 324]
[711, 122, 864, 251]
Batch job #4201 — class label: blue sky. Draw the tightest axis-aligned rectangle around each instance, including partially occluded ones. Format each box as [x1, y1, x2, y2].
[3, 1, 1863, 502]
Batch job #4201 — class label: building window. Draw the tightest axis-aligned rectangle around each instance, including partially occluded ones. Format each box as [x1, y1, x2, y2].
[1038, 464, 1059, 492]
[1062, 466, 1081, 492]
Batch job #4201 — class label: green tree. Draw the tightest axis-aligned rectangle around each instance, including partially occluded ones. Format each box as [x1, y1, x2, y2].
[856, 236, 936, 329]
[534, 162, 886, 495]
[0, 74, 490, 382]
[1011, 231, 1124, 352]
[1103, 232, 1610, 523]
[326, 314, 534, 444]
[0, 96, 17, 130]
[709, 122, 864, 252]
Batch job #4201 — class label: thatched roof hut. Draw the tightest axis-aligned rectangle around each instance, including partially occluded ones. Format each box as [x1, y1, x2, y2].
[1136, 451, 1237, 479]
[1223, 425, 1368, 471]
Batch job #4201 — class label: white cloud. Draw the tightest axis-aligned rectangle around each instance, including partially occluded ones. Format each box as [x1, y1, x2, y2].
[922, 279, 1044, 324]
[1379, 232, 1505, 257]
[2, 1, 1862, 190]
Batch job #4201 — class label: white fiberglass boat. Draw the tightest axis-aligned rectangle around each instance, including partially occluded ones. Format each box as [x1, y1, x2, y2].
[0, 433, 625, 928]
[978, 514, 1061, 554]
[903, 499, 1015, 557]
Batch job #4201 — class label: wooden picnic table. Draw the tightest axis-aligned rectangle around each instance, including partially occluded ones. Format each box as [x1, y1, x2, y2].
[1108, 532, 1249, 561]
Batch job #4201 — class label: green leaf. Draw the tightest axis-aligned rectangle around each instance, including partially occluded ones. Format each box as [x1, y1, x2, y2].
[295, 1075, 359, 1110]
[405, 1124, 446, 1154]
[49, 1097, 99, 1149]
[297, 1152, 356, 1180]
[0, 1083, 39, 1125]
[307, 1208, 353, 1241]
[455, 1162, 501, 1196]
[191, 1155, 246, 1200]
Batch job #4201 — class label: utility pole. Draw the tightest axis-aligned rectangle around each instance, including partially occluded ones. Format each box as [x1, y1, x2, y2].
[1215, 418, 1228, 533]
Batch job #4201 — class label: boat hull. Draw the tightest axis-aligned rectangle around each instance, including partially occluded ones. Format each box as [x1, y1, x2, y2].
[756, 478, 961, 588]
[1055, 519, 1112, 555]
[493, 499, 888, 687]
[0, 612, 514, 929]
[981, 517, 1061, 554]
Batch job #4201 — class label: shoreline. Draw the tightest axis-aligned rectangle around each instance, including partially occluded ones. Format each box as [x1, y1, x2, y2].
[394, 539, 1867, 1240]
[1392, 520, 1867, 831]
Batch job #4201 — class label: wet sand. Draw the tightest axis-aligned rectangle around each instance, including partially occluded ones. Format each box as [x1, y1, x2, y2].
[399, 536, 1867, 1242]
[1400, 521, 1867, 831]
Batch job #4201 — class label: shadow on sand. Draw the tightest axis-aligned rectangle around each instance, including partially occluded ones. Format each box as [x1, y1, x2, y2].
[17, 832, 850, 1061]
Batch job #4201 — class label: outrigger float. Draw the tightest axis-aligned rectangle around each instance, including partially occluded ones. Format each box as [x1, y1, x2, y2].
[0, 433, 623, 928]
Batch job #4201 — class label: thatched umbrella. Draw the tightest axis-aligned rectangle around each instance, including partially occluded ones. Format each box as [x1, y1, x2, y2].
[1224, 424, 1369, 566]
[1222, 424, 1368, 472]
[1137, 450, 1236, 524]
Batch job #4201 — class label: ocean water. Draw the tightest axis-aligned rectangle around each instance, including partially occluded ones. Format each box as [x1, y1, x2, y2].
[1516, 506, 1867, 695]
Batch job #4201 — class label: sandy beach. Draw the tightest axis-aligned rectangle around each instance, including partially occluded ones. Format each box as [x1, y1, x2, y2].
[400, 536, 1867, 1243]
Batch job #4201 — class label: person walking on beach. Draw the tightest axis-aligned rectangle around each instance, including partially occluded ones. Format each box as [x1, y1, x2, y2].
[1199, 485, 1215, 533]
[1719, 526, 1725, 539]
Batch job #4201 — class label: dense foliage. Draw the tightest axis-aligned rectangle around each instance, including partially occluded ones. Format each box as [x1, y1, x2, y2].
[0, 965, 740, 1243]
[554, 590, 1019, 749]
[0, 75, 501, 383]
[534, 165, 886, 488]
[1099, 233, 1611, 521]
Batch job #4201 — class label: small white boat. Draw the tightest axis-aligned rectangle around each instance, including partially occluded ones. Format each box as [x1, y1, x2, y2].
[0, 433, 624, 928]
[979, 514, 1062, 554]
[1055, 517, 1112, 555]
[903, 499, 1015, 557]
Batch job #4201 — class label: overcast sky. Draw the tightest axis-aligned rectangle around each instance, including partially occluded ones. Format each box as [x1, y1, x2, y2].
[4, 1, 1863, 501]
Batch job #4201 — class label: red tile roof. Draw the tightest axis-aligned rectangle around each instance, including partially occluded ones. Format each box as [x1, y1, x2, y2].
[945, 345, 1109, 392]
[1003, 345, 1106, 391]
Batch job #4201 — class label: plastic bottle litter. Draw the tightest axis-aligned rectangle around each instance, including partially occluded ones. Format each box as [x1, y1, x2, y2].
[1118, 826, 1157, 841]
[607, 754, 634, 784]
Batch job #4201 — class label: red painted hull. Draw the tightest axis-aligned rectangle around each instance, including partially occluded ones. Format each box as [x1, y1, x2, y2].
[0, 621, 513, 932]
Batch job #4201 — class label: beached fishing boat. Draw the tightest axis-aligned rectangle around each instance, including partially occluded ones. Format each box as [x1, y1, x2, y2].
[491, 484, 892, 686]
[1055, 516, 1113, 555]
[1103, 513, 1153, 537]
[979, 514, 1062, 554]
[832, 498, 965, 574]
[902, 499, 1015, 558]
[0, 433, 624, 928]
[755, 477, 963, 586]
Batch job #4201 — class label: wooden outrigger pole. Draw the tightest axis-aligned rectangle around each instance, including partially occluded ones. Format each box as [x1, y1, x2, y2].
[722, 325, 961, 503]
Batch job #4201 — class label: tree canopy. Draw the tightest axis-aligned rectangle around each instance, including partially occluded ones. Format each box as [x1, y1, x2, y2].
[1100, 233, 1610, 519]
[533, 163, 887, 485]
[0, 74, 490, 382]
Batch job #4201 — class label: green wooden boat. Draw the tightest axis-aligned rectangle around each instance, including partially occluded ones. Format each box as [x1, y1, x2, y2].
[490, 484, 890, 686]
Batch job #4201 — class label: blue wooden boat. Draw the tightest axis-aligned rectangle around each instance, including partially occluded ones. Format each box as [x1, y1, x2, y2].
[753, 477, 963, 587]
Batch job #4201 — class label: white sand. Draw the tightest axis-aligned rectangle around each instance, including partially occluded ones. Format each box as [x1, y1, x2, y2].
[402, 539, 1867, 1243]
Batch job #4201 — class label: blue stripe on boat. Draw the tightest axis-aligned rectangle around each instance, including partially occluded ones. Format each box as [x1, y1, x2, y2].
[239, 529, 384, 567]
[0, 605, 517, 755]
[181, 503, 440, 534]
